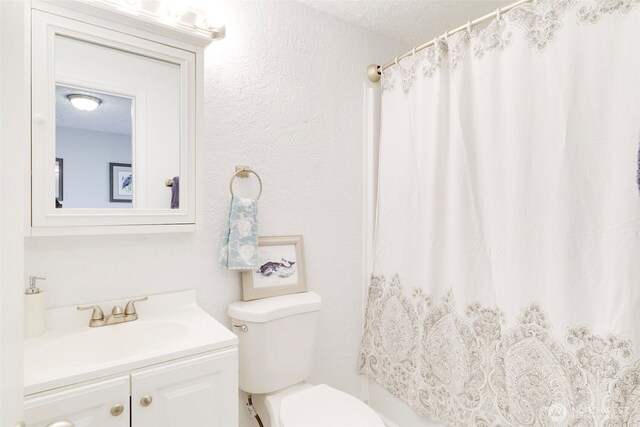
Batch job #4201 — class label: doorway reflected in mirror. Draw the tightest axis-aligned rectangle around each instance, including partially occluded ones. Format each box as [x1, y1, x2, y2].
[55, 85, 133, 208]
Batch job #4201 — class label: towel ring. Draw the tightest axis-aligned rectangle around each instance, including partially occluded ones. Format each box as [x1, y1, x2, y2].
[229, 168, 263, 200]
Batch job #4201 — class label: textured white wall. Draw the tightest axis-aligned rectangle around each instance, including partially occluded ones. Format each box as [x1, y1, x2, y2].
[24, 0, 405, 404]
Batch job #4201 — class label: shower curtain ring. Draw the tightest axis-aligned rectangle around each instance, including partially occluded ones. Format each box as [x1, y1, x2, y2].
[496, 8, 501, 20]
[412, 46, 416, 56]
[395, 56, 398, 65]
[467, 20, 472, 33]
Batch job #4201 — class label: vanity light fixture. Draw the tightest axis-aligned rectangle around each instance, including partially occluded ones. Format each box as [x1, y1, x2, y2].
[91, 0, 226, 40]
[66, 94, 102, 111]
[164, 0, 189, 20]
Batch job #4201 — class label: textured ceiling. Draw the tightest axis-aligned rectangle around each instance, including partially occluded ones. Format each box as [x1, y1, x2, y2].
[295, 0, 512, 46]
[56, 85, 132, 135]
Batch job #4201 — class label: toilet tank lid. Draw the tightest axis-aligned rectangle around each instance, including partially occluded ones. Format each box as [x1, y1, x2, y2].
[228, 291, 321, 323]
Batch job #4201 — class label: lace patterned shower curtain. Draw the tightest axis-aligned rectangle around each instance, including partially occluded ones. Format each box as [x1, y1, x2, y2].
[359, 1, 640, 426]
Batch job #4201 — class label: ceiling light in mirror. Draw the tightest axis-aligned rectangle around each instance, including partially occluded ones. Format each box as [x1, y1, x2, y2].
[67, 94, 103, 112]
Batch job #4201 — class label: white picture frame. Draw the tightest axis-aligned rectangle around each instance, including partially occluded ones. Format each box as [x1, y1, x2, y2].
[241, 235, 307, 301]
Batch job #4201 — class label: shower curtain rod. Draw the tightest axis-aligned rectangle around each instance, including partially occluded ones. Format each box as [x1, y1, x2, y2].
[366, 0, 533, 82]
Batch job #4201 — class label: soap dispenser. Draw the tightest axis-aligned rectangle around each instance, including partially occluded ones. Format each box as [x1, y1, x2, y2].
[24, 276, 46, 338]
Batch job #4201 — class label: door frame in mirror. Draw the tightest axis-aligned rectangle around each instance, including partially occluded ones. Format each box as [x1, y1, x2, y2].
[55, 78, 144, 208]
[31, 7, 198, 233]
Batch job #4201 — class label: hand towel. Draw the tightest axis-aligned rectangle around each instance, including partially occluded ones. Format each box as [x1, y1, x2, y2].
[218, 196, 259, 270]
[170, 176, 179, 209]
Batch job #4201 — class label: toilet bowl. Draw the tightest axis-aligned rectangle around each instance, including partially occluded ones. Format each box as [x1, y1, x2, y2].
[228, 292, 385, 427]
[251, 382, 384, 427]
[278, 383, 384, 427]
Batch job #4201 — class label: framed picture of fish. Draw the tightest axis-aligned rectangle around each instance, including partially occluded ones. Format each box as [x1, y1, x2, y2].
[109, 162, 133, 203]
[241, 235, 307, 301]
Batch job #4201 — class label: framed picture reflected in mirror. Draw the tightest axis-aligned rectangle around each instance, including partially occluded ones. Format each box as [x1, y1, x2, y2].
[109, 162, 133, 203]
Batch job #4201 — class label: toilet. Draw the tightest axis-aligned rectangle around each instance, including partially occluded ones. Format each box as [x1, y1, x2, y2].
[228, 291, 385, 427]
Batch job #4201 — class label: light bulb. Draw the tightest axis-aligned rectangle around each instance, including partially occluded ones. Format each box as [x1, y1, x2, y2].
[164, 0, 189, 19]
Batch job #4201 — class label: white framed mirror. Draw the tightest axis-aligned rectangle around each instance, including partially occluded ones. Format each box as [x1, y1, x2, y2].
[31, 8, 197, 233]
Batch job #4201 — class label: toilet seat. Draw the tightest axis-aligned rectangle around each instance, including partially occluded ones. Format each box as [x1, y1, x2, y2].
[279, 384, 385, 427]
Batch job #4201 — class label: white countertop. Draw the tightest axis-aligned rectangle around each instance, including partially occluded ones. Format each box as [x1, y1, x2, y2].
[24, 290, 237, 396]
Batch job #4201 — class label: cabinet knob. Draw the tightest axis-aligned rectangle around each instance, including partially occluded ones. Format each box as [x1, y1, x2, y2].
[46, 421, 75, 427]
[140, 394, 153, 407]
[110, 403, 125, 416]
[33, 113, 45, 124]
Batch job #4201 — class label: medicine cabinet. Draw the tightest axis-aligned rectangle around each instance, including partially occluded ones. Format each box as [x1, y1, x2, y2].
[30, 0, 215, 235]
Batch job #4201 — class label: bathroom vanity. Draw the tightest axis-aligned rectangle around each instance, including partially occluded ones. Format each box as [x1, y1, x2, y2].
[23, 291, 238, 427]
[21, 2, 236, 424]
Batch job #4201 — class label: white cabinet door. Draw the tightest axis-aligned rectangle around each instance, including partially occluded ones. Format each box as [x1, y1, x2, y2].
[24, 376, 130, 427]
[131, 349, 238, 427]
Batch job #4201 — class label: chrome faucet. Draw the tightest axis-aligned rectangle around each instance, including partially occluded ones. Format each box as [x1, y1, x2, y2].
[77, 297, 148, 327]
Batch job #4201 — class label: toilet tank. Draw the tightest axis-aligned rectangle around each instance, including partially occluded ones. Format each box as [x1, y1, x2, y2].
[228, 292, 321, 394]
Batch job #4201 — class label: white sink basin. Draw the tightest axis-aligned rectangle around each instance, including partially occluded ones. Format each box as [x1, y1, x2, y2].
[30, 320, 189, 367]
[24, 290, 238, 396]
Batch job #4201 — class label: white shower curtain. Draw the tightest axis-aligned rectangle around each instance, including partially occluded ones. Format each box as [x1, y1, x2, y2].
[360, 1, 640, 425]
